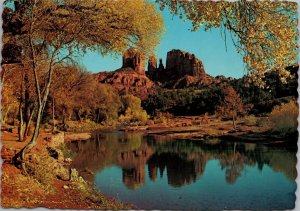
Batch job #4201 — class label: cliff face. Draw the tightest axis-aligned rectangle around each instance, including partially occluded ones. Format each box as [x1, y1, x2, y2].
[147, 55, 157, 73]
[95, 68, 155, 99]
[147, 49, 208, 88]
[95, 48, 155, 99]
[166, 49, 205, 79]
[122, 48, 145, 75]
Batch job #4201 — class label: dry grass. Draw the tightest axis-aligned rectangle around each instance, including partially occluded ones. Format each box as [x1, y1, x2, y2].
[1, 166, 49, 208]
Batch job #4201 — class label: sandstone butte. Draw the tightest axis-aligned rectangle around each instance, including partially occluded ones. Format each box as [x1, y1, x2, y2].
[94, 48, 219, 99]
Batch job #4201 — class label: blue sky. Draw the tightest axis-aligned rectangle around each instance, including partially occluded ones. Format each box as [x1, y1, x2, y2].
[79, 8, 246, 79]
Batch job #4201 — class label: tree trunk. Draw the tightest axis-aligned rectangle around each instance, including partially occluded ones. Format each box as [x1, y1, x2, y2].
[18, 72, 24, 142]
[96, 108, 100, 123]
[18, 103, 24, 142]
[76, 109, 82, 121]
[24, 102, 37, 138]
[2, 105, 11, 124]
[20, 74, 53, 173]
[62, 109, 66, 125]
[52, 96, 55, 132]
[20, 104, 43, 174]
[232, 115, 236, 130]
[1, 65, 6, 86]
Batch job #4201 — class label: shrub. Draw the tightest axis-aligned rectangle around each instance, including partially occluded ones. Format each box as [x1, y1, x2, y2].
[154, 112, 173, 125]
[243, 115, 257, 126]
[269, 100, 298, 134]
[119, 95, 149, 123]
[59, 143, 77, 159]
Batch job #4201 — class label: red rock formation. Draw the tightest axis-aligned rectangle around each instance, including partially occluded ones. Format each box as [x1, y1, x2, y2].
[147, 49, 207, 88]
[122, 48, 145, 75]
[147, 55, 157, 73]
[95, 48, 155, 99]
[97, 48, 210, 96]
[95, 68, 155, 99]
[158, 58, 164, 72]
[166, 49, 205, 80]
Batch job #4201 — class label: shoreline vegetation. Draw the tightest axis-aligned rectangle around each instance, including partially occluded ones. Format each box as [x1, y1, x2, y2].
[1, 113, 297, 209]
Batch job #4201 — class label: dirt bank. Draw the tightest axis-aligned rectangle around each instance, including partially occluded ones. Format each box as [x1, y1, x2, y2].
[1, 128, 133, 209]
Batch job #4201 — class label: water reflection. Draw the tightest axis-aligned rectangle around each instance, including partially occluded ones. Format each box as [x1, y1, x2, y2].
[117, 142, 153, 189]
[67, 132, 297, 188]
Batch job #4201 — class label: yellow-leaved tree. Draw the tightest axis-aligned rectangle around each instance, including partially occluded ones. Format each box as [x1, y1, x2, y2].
[157, 1, 298, 86]
[3, 0, 164, 172]
[119, 94, 149, 123]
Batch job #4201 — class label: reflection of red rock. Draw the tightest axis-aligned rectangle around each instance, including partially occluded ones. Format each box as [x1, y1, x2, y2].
[148, 164, 158, 181]
[117, 143, 153, 189]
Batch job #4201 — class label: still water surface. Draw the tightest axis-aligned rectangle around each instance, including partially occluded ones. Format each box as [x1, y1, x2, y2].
[67, 131, 297, 210]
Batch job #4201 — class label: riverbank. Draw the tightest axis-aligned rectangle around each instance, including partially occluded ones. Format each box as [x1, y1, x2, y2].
[60, 115, 296, 145]
[1, 128, 133, 209]
[121, 115, 297, 145]
[1, 115, 295, 208]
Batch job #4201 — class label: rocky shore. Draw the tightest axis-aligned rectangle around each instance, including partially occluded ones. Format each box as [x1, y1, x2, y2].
[1, 129, 133, 209]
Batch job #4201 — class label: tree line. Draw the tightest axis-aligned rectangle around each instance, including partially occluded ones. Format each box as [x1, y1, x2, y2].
[143, 66, 298, 118]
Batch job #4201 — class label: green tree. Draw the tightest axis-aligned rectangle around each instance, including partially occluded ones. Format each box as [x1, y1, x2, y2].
[5, 0, 163, 172]
[157, 1, 298, 86]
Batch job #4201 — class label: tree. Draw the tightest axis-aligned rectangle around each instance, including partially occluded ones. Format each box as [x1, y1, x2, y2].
[95, 84, 122, 124]
[5, 0, 164, 172]
[50, 65, 122, 125]
[157, 1, 298, 86]
[217, 86, 246, 129]
[119, 94, 149, 123]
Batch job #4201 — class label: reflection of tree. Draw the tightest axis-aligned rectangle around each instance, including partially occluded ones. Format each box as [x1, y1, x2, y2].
[150, 139, 296, 185]
[67, 131, 297, 188]
[219, 153, 248, 184]
[66, 132, 144, 182]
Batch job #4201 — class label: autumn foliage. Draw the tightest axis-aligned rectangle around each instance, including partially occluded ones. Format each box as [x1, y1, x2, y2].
[217, 86, 247, 129]
[268, 100, 298, 134]
[157, 1, 298, 86]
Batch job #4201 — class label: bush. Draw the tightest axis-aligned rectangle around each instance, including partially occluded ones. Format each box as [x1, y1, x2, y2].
[269, 100, 298, 134]
[243, 115, 257, 126]
[153, 112, 173, 125]
[59, 143, 76, 159]
[119, 95, 149, 123]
